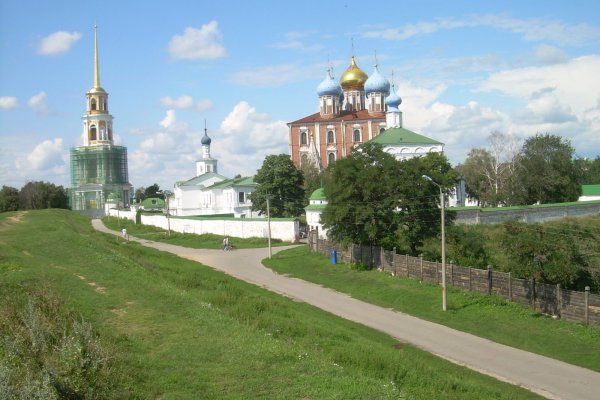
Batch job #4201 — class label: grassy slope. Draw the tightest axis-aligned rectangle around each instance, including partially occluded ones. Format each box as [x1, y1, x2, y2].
[263, 246, 600, 372]
[0, 210, 541, 399]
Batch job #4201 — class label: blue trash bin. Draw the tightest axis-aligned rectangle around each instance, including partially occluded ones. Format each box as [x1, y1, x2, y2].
[330, 250, 337, 265]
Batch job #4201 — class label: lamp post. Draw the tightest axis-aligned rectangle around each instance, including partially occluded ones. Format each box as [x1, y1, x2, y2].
[423, 175, 447, 311]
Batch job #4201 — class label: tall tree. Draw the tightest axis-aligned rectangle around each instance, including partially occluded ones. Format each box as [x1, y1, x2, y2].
[251, 154, 305, 218]
[18, 181, 69, 210]
[576, 155, 600, 184]
[0, 185, 19, 212]
[456, 131, 520, 207]
[134, 187, 146, 203]
[512, 134, 581, 204]
[321, 143, 456, 254]
[144, 184, 161, 199]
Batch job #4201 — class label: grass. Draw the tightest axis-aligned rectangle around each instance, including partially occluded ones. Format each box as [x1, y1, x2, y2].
[0, 209, 542, 399]
[263, 246, 600, 372]
[102, 216, 292, 249]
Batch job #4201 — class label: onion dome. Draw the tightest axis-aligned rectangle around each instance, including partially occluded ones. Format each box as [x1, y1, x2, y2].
[340, 56, 368, 90]
[385, 84, 402, 110]
[317, 68, 342, 97]
[201, 129, 211, 145]
[365, 65, 390, 95]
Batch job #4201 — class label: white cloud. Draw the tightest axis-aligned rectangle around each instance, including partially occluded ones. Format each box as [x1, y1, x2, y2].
[128, 101, 288, 188]
[362, 14, 600, 46]
[168, 21, 226, 60]
[0, 96, 19, 110]
[38, 31, 82, 55]
[19, 138, 64, 171]
[160, 95, 213, 112]
[480, 55, 600, 116]
[27, 91, 48, 115]
[533, 44, 568, 65]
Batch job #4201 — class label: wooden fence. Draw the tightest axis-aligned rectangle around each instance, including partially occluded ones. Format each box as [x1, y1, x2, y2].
[308, 233, 600, 327]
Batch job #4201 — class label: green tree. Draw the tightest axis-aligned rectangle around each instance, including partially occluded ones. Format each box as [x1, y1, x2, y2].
[576, 155, 600, 184]
[0, 185, 19, 212]
[321, 143, 457, 254]
[456, 132, 519, 207]
[500, 221, 593, 289]
[512, 134, 582, 204]
[144, 184, 161, 199]
[251, 154, 305, 218]
[134, 186, 146, 203]
[18, 181, 69, 210]
[300, 160, 325, 205]
[397, 152, 457, 254]
[322, 143, 400, 248]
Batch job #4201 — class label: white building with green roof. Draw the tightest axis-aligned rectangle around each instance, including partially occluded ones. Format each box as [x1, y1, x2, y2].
[172, 127, 259, 217]
[305, 188, 328, 238]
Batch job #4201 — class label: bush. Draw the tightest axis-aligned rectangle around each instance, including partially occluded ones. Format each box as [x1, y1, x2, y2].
[0, 286, 115, 399]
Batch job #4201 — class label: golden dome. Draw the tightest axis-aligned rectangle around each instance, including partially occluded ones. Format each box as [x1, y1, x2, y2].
[340, 56, 368, 90]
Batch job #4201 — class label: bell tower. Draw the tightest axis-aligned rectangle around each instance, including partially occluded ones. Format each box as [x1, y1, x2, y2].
[82, 25, 114, 146]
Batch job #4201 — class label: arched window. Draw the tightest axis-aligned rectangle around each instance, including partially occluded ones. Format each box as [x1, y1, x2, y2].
[103, 99, 107, 111]
[300, 131, 308, 145]
[353, 129, 361, 142]
[379, 127, 385, 134]
[327, 130, 334, 144]
[328, 152, 335, 165]
[90, 125, 97, 141]
[90, 99, 97, 111]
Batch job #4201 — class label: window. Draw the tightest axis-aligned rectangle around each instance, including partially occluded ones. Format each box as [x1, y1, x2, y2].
[300, 131, 308, 145]
[91, 99, 97, 110]
[328, 152, 335, 165]
[379, 127, 385, 134]
[327, 130, 334, 144]
[90, 125, 97, 141]
[238, 192, 245, 204]
[353, 129, 361, 142]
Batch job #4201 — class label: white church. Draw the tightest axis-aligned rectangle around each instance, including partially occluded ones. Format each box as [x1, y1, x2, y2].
[171, 127, 260, 218]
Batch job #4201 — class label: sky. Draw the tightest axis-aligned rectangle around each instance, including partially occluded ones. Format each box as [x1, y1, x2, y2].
[1, 0, 599, 191]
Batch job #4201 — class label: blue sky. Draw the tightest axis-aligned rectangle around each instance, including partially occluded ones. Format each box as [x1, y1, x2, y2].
[1, 0, 599, 191]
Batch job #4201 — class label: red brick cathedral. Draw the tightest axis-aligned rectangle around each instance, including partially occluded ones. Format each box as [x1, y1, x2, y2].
[288, 55, 395, 169]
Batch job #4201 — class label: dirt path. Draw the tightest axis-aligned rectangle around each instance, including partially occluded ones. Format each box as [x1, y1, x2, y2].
[93, 219, 600, 400]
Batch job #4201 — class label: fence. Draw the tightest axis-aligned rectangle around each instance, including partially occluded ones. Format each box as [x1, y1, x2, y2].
[308, 233, 600, 327]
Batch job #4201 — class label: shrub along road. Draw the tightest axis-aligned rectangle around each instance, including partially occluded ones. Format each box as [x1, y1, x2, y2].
[93, 219, 599, 400]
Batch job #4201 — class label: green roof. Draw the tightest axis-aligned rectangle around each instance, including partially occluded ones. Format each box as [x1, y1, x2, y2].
[309, 188, 326, 200]
[141, 197, 165, 209]
[582, 184, 600, 196]
[305, 204, 327, 211]
[206, 176, 257, 190]
[369, 127, 443, 146]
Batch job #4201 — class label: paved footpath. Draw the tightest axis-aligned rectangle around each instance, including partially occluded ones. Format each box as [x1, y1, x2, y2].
[94, 220, 600, 400]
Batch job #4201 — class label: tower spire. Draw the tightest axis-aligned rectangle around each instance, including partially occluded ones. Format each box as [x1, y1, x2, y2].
[93, 25, 101, 89]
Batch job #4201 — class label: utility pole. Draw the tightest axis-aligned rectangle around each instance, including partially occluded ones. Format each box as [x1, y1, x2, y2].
[423, 175, 447, 311]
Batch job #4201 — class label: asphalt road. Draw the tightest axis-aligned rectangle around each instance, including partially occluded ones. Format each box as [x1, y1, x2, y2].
[93, 220, 600, 399]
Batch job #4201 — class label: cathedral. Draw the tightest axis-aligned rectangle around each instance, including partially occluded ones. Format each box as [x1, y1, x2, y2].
[288, 54, 444, 169]
[70, 27, 132, 216]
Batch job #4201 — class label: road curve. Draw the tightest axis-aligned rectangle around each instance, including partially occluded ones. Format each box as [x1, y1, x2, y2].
[93, 219, 600, 400]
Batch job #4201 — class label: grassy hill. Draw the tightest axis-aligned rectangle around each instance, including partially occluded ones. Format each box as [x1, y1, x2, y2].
[0, 210, 542, 399]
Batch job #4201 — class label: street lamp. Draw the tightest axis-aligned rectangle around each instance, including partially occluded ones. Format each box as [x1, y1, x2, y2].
[422, 175, 447, 311]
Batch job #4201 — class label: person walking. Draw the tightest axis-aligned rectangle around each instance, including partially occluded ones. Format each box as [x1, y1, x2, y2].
[223, 236, 229, 251]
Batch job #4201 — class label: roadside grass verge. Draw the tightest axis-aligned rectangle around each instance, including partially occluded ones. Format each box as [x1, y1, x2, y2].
[263, 246, 600, 372]
[0, 210, 541, 399]
[102, 216, 291, 249]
